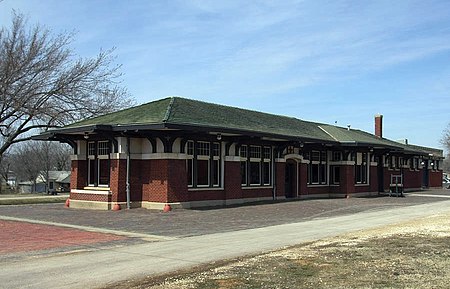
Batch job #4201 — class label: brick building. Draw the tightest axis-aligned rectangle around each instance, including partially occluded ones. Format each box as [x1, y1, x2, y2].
[35, 97, 444, 210]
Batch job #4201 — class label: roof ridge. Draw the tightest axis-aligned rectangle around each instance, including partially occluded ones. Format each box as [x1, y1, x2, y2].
[163, 97, 175, 122]
[318, 125, 340, 142]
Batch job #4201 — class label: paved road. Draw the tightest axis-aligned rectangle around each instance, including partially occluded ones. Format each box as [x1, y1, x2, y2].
[0, 194, 449, 289]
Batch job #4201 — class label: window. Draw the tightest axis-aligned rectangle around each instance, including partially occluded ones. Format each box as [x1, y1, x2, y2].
[263, 147, 271, 185]
[197, 141, 210, 156]
[241, 161, 247, 185]
[241, 145, 272, 187]
[186, 141, 221, 188]
[331, 166, 340, 184]
[249, 146, 261, 159]
[248, 146, 262, 185]
[249, 162, 261, 185]
[410, 157, 419, 170]
[287, 146, 295, 154]
[355, 152, 368, 184]
[186, 159, 193, 186]
[197, 159, 209, 186]
[240, 145, 247, 158]
[308, 151, 327, 185]
[87, 140, 110, 186]
[388, 156, 395, 169]
[264, 147, 271, 160]
[187, 141, 194, 155]
[332, 152, 342, 161]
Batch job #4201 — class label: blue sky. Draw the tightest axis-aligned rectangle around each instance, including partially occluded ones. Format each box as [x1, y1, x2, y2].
[1, 0, 449, 150]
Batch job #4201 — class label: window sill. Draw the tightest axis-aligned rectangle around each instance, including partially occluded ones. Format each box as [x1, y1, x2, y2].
[242, 186, 273, 189]
[84, 186, 110, 191]
[355, 183, 369, 187]
[72, 189, 111, 195]
[188, 187, 224, 191]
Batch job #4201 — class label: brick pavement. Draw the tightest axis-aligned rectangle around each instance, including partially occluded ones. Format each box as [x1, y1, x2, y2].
[0, 220, 127, 255]
[0, 190, 448, 238]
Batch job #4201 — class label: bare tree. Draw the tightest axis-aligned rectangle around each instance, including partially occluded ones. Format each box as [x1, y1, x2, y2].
[442, 123, 450, 173]
[10, 142, 42, 192]
[10, 141, 71, 193]
[0, 12, 133, 158]
[442, 123, 450, 152]
[51, 143, 72, 171]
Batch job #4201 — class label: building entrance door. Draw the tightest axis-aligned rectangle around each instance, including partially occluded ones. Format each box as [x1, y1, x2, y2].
[285, 161, 296, 198]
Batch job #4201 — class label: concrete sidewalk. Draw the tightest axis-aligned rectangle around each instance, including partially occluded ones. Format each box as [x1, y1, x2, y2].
[1, 199, 449, 289]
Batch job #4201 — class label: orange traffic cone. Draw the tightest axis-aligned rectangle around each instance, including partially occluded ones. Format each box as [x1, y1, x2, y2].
[64, 198, 70, 208]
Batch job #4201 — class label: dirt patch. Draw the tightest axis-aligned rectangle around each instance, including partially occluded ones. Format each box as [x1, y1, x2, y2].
[106, 213, 450, 289]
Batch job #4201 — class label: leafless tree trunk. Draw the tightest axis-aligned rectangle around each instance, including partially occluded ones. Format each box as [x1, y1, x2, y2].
[0, 12, 133, 158]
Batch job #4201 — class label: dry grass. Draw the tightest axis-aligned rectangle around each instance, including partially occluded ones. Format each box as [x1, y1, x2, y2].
[108, 213, 450, 289]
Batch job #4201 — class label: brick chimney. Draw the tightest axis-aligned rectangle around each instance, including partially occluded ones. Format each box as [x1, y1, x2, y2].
[375, 114, 383, 138]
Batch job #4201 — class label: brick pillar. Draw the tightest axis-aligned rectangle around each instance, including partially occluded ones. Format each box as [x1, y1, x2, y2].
[298, 162, 308, 195]
[224, 160, 242, 200]
[340, 164, 355, 196]
[109, 159, 127, 203]
[275, 161, 285, 198]
[70, 160, 87, 190]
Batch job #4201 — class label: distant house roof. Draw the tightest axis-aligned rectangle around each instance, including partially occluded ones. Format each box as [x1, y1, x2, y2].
[36, 171, 71, 184]
[37, 97, 443, 157]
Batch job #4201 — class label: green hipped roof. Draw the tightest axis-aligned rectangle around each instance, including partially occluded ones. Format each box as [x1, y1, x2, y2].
[66, 97, 173, 127]
[67, 97, 336, 141]
[61, 97, 442, 156]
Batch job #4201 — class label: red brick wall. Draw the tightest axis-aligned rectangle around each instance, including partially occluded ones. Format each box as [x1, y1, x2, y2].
[370, 166, 378, 192]
[354, 185, 371, 193]
[340, 165, 355, 195]
[298, 163, 308, 195]
[275, 162, 285, 198]
[142, 159, 169, 203]
[129, 160, 143, 202]
[188, 189, 225, 201]
[70, 160, 87, 190]
[224, 161, 242, 200]
[110, 159, 127, 203]
[306, 186, 331, 195]
[242, 187, 273, 198]
[383, 168, 392, 191]
[403, 169, 422, 189]
[429, 170, 443, 187]
[70, 193, 111, 202]
[167, 160, 188, 202]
